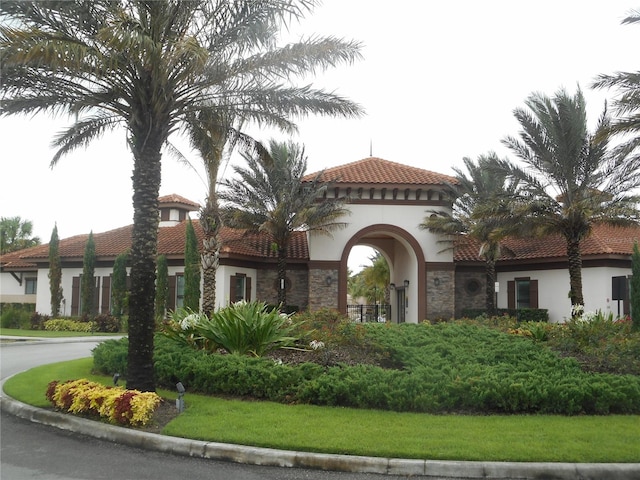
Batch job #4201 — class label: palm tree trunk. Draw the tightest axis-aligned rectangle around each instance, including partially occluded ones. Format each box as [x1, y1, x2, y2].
[485, 259, 496, 315]
[127, 131, 163, 393]
[277, 247, 287, 308]
[567, 238, 584, 313]
[200, 196, 221, 317]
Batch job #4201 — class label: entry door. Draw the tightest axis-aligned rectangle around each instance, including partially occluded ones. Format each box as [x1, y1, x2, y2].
[396, 288, 406, 323]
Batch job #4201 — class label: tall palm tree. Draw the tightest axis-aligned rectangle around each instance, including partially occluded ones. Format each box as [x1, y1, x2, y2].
[0, 1, 363, 391]
[499, 87, 640, 312]
[591, 9, 640, 174]
[219, 139, 349, 308]
[420, 153, 518, 314]
[182, 111, 269, 316]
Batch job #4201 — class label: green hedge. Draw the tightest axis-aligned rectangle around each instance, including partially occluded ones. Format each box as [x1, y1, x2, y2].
[92, 324, 640, 415]
[461, 308, 549, 322]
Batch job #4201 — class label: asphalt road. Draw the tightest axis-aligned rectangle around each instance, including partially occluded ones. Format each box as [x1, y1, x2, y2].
[0, 338, 422, 480]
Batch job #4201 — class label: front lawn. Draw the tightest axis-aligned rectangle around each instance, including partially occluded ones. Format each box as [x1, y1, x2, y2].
[4, 357, 639, 462]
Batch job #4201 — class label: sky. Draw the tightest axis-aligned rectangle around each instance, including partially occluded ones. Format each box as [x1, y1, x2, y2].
[1, 0, 638, 272]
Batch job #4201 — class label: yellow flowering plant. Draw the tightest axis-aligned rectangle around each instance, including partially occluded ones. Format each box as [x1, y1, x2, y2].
[46, 379, 161, 427]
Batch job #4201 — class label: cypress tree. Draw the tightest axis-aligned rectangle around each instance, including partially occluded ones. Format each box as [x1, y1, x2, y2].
[184, 218, 201, 311]
[81, 231, 96, 317]
[631, 241, 640, 331]
[111, 252, 128, 319]
[48, 224, 63, 317]
[155, 254, 169, 321]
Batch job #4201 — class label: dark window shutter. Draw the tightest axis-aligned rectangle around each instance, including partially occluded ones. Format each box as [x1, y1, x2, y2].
[93, 277, 101, 314]
[71, 276, 80, 316]
[168, 276, 176, 311]
[507, 281, 515, 310]
[530, 280, 539, 309]
[246, 277, 252, 302]
[101, 276, 111, 313]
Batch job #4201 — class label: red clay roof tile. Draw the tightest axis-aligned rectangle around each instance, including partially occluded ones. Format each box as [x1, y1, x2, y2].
[453, 223, 640, 262]
[305, 157, 458, 186]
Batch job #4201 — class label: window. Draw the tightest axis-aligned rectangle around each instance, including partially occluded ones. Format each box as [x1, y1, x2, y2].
[465, 278, 481, 296]
[176, 274, 185, 309]
[507, 277, 538, 309]
[234, 275, 245, 302]
[516, 279, 531, 309]
[25, 278, 37, 295]
[230, 274, 251, 303]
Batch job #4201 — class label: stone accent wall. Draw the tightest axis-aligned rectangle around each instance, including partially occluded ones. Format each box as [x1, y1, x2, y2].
[256, 268, 309, 310]
[454, 270, 486, 317]
[425, 269, 455, 320]
[307, 268, 339, 311]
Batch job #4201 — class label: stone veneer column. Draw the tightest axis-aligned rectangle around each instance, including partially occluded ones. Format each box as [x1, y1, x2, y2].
[308, 267, 339, 311]
[425, 266, 455, 321]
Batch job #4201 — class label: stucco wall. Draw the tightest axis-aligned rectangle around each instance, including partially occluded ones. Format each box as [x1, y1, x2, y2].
[496, 265, 632, 323]
[308, 204, 452, 264]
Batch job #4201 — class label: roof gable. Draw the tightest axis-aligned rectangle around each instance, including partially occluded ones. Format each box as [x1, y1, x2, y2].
[305, 157, 458, 186]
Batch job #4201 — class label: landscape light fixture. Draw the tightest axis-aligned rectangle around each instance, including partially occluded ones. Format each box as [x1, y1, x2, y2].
[113, 373, 120, 386]
[176, 382, 186, 413]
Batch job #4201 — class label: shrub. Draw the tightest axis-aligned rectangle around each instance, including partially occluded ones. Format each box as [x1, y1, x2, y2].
[547, 310, 640, 375]
[30, 311, 50, 330]
[46, 378, 161, 426]
[461, 308, 548, 323]
[92, 338, 129, 376]
[95, 322, 640, 415]
[163, 301, 301, 357]
[0, 304, 32, 329]
[93, 313, 121, 333]
[44, 319, 95, 332]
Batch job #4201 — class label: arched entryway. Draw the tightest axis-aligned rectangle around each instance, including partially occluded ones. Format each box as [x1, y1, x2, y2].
[304, 157, 457, 321]
[339, 224, 426, 323]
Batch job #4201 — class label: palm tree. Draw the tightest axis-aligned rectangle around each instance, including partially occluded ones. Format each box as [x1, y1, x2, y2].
[499, 87, 640, 312]
[360, 252, 390, 304]
[182, 111, 269, 316]
[0, 216, 40, 254]
[420, 153, 518, 314]
[591, 9, 640, 176]
[219, 139, 349, 308]
[1, 1, 363, 391]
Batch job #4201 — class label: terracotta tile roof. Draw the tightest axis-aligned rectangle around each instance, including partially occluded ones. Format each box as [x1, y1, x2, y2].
[1, 220, 309, 269]
[304, 157, 458, 186]
[158, 194, 200, 210]
[453, 223, 640, 262]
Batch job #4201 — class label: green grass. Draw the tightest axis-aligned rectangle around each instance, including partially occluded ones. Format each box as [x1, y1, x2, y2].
[5, 358, 639, 463]
[0, 328, 120, 338]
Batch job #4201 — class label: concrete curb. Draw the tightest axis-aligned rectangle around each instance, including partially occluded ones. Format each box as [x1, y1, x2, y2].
[2, 395, 638, 479]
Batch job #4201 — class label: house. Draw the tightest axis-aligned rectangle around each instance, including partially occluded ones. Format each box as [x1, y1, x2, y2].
[1, 158, 637, 323]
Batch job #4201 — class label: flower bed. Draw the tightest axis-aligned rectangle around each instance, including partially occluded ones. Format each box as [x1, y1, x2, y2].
[46, 379, 161, 427]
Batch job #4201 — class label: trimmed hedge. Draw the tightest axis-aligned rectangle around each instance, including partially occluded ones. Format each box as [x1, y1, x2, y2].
[461, 308, 549, 322]
[92, 324, 640, 415]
